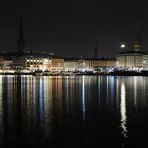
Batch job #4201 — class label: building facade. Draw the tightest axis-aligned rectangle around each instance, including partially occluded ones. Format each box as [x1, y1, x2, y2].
[64, 59, 78, 71]
[85, 58, 116, 70]
[51, 58, 64, 71]
[143, 55, 148, 69]
[116, 51, 144, 69]
[116, 30, 144, 69]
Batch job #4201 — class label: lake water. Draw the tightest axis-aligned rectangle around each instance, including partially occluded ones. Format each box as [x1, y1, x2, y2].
[0, 75, 148, 147]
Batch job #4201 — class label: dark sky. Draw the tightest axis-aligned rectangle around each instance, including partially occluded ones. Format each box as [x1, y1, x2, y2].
[0, 0, 148, 58]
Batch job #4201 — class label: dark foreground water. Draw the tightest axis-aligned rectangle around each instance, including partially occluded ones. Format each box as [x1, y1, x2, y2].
[0, 75, 148, 147]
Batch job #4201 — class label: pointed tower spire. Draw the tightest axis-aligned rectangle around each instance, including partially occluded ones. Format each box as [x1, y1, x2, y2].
[17, 18, 25, 53]
[134, 20, 143, 51]
[93, 41, 98, 59]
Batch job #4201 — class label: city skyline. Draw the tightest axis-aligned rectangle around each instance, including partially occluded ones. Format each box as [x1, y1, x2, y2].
[0, 0, 148, 58]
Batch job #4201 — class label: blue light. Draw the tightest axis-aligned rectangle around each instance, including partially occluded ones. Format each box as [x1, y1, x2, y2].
[82, 76, 85, 121]
[39, 78, 43, 121]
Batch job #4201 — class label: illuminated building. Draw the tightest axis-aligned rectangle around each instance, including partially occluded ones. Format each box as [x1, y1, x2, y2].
[77, 58, 116, 71]
[0, 19, 64, 72]
[85, 58, 116, 70]
[0, 54, 4, 68]
[116, 30, 144, 69]
[117, 51, 144, 69]
[50, 58, 64, 71]
[25, 53, 52, 71]
[64, 59, 78, 71]
[78, 59, 88, 70]
[143, 55, 148, 69]
[23, 54, 64, 71]
[0, 59, 13, 72]
[2, 60, 13, 69]
[0, 51, 65, 72]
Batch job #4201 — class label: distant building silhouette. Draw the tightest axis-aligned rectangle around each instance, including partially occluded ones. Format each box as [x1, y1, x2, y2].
[134, 21, 143, 51]
[17, 18, 25, 53]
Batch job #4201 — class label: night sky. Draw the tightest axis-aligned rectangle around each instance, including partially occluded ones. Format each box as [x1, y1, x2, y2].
[0, 0, 148, 58]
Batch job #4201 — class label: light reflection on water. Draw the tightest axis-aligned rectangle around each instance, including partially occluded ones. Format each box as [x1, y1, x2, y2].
[134, 77, 137, 107]
[0, 75, 147, 147]
[120, 82, 128, 138]
[82, 76, 86, 121]
[0, 76, 3, 144]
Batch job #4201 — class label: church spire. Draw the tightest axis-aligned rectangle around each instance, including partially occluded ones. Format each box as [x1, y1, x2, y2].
[93, 41, 98, 59]
[134, 21, 143, 51]
[17, 18, 25, 53]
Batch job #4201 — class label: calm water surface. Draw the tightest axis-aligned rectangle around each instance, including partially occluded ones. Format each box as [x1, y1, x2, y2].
[0, 75, 148, 147]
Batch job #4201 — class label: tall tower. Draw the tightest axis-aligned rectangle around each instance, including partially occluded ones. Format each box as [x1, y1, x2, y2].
[134, 21, 143, 51]
[17, 18, 25, 53]
[93, 42, 98, 59]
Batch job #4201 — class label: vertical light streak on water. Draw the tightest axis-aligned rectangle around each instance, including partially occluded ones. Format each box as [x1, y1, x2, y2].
[39, 78, 43, 121]
[22, 76, 26, 112]
[57, 77, 62, 114]
[143, 77, 146, 105]
[23, 76, 26, 98]
[0, 76, 2, 108]
[134, 77, 137, 107]
[106, 76, 109, 104]
[66, 76, 69, 103]
[98, 76, 100, 98]
[49, 77, 52, 100]
[12, 76, 15, 100]
[82, 75, 86, 121]
[33, 76, 36, 105]
[43, 77, 51, 137]
[43, 77, 49, 109]
[0, 76, 3, 142]
[111, 76, 114, 98]
[55, 76, 58, 98]
[98, 76, 101, 105]
[26, 76, 31, 113]
[7, 76, 12, 100]
[66, 76, 69, 114]
[116, 78, 119, 107]
[43, 77, 46, 111]
[120, 82, 128, 138]
[30, 76, 33, 99]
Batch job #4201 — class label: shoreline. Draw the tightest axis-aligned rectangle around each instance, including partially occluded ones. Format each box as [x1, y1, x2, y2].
[0, 72, 148, 76]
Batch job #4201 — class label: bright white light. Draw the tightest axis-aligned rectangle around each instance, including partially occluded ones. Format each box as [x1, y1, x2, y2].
[82, 69, 85, 72]
[121, 44, 125, 48]
[120, 82, 128, 138]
